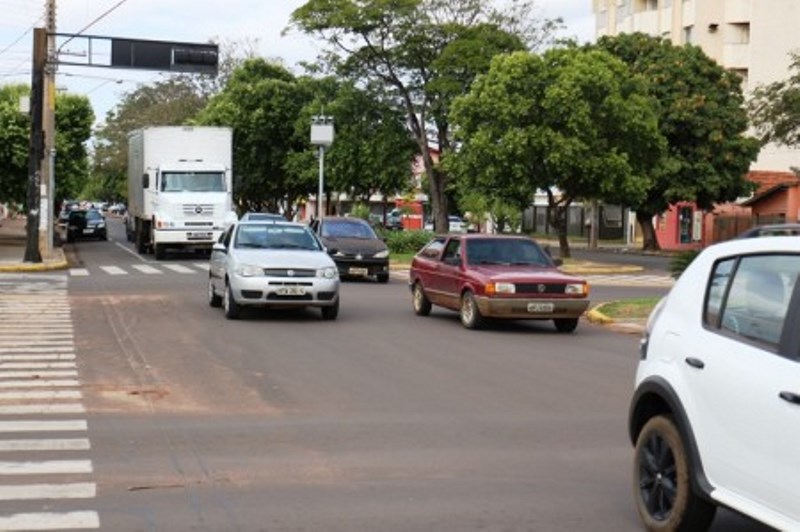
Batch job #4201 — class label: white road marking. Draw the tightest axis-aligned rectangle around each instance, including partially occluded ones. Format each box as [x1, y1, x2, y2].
[0, 420, 87, 432]
[0, 439, 90, 452]
[0, 362, 76, 369]
[0, 379, 80, 388]
[0, 370, 79, 379]
[0, 348, 75, 354]
[0, 460, 92, 475]
[99, 265, 127, 275]
[162, 264, 195, 274]
[69, 268, 89, 276]
[0, 348, 75, 360]
[0, 404, 85, 415]
[0, 390, 81, 400]
[194, 262, 210, 271]
[0, 511, 99, 530]
[131, 264, 162, 274]
[0, 482, 96, 500]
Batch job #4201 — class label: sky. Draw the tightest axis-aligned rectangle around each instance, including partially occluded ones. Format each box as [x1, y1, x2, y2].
[0, 0, 595, 128]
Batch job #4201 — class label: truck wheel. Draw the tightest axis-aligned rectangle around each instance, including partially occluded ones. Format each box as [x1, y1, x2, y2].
[135, 228, 147, 254]
[154, 244, 166, 261]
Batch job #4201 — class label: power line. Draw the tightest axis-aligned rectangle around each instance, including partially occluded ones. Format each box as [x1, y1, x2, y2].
[57, 0, 132, 53]
[0, 15, 44, 58]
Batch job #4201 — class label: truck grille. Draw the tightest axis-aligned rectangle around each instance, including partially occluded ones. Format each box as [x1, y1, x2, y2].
[183, 204, 215, 216]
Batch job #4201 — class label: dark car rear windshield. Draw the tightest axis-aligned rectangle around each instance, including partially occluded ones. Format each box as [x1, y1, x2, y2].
[321, 219, 378, 239]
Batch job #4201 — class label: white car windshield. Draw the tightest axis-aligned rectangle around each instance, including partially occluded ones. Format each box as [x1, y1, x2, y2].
[235, 224, 321, 251]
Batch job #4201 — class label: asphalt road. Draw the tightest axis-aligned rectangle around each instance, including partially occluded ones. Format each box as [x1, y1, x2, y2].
[0, 218, 768, 531]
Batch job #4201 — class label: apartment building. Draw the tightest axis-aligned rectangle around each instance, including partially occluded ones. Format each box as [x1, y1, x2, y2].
[593, 0, 800, 247]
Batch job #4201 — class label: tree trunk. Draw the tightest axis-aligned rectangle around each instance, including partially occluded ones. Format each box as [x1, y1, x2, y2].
[427, 165, 448, 233]
[545, 193, 572, 259]
[636, 211, 661, 251]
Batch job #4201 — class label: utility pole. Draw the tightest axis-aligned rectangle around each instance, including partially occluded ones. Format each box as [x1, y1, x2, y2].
[41, 0, 57, 258]
[24, 28, 46, 263]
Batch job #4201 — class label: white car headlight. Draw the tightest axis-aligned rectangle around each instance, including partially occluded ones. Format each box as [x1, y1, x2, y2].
[374, 249, 389, 259]
[318, 267, 338, 279]
[565, 283, 588, 296]
[486, 282, 515, 295]
[235, 264, 264, 277]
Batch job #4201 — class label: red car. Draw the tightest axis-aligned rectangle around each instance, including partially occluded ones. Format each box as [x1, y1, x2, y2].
[409, 234, 590, 331]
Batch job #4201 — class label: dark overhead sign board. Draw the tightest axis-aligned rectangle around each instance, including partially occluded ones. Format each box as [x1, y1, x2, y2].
[110, 38, 218, 74]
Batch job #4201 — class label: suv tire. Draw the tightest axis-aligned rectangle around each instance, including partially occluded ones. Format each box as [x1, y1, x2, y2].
[634, 415, 716, 532]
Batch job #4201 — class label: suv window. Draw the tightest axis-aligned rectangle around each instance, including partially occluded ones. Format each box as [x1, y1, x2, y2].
[706, 254, 800, 349]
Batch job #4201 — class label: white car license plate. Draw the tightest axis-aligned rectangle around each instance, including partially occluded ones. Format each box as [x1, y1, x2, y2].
[527, 302, 554, 313]
[349, 267, 369, 276]
[82, 229, 94, 234]
[277, 286, 306, 296]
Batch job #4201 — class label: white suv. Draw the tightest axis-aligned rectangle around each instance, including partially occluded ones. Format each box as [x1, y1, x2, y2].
[629, 236, 800, 531]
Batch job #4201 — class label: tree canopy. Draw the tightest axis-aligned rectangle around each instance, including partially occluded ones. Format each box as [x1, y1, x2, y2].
[0, 84, 30, 206]
[596, 33, 760, 250]
[749, 52, 800, 148]
[289, 0, 558, 232]
[449, 47, 663, 257]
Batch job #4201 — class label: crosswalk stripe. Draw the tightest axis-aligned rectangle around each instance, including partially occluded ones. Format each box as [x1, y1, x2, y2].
[0, 483, 96, 500]
[162, 264, 195, 274]
[0, 404, 86, 415]
[194, 262, 210, 271]
[0, 380, 80, 388]
[0, 354, 75, 361]
[0, 511, 100, 530]
[131, 264, 163, 274]
[0, 362, 76, 369]
[0, 439, 90, 452]
[0, 420, 87, 432]
[0, 390, 81, 400]
[69, 268, 89, 276]
[99, 265, 127, 275]
[0, 460, 92, 475]
[0, 370, 79, 379]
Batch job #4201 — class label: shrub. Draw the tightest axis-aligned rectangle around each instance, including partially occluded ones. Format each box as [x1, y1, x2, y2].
[379, 229, 436, 254]
[669, 249, 701, 279]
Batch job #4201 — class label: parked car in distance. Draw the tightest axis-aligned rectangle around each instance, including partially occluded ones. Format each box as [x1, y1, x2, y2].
[385, 208, 404, 231]
[240, 211, 285, 222]
[310, 216, 390, 283]
[208, 220, 340, 320]
[108, 203, 126, 215]
[737, 223, 800, 238]
[424, 215, 467, 233]
[629, 236, 800, 531]
[65, 208, 107, 242]
[409, 234, 590, 331]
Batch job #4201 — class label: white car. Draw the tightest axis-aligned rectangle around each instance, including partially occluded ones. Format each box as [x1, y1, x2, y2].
[208, 220, 340, 320]
[629, 236, 800, 531]
[424, 215, 467, 233]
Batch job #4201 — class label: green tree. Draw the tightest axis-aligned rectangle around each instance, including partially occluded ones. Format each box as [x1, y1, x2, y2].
[289, 0, 557, 232]
[55, 93, 94, 205]
[313, 82, 417, 212]
[596, 33, 760, 250]
[749, 52, 800, 147]
[0, 84, 30, 206]
[449, 48, 662, 257]
[197, 59, 314, 217]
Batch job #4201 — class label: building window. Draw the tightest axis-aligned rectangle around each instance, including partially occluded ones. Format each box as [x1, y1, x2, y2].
[634, 0, 658, 12]
[683, 25, 694, 43]
[730, 68, 749, 90]
[728, 23, 750, 44]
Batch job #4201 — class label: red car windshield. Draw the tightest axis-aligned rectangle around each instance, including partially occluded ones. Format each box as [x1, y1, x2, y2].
[466, 239, 550, 266]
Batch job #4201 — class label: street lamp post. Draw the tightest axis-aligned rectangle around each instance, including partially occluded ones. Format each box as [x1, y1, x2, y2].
[310, 115, 334, 220]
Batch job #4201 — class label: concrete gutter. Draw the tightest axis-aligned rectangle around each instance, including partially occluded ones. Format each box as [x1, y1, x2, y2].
[0, 249, 69, 273]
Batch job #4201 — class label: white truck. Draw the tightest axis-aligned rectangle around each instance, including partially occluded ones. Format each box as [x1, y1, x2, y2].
[126, 126, 234, 260]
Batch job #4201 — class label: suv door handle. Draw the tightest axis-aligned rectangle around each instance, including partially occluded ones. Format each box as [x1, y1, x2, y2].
[779, 391, 800, 405]
[685, 357, 705, 369]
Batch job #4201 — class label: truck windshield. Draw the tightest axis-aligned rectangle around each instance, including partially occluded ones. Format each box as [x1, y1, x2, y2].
[160, 172, 225, 192]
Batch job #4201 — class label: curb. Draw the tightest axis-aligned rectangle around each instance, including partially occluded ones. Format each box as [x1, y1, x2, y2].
[586, 305, 615, 325]
[0, 248, 69, 273]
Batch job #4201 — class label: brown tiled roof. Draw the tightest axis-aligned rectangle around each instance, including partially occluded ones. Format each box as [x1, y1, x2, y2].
[746, 170, 799, 196]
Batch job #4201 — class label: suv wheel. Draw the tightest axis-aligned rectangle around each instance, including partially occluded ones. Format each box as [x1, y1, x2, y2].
[634, 415, 716, 531]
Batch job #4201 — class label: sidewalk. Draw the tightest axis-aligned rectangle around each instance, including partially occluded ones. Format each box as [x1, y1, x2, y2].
[0, 217, 68, 272]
